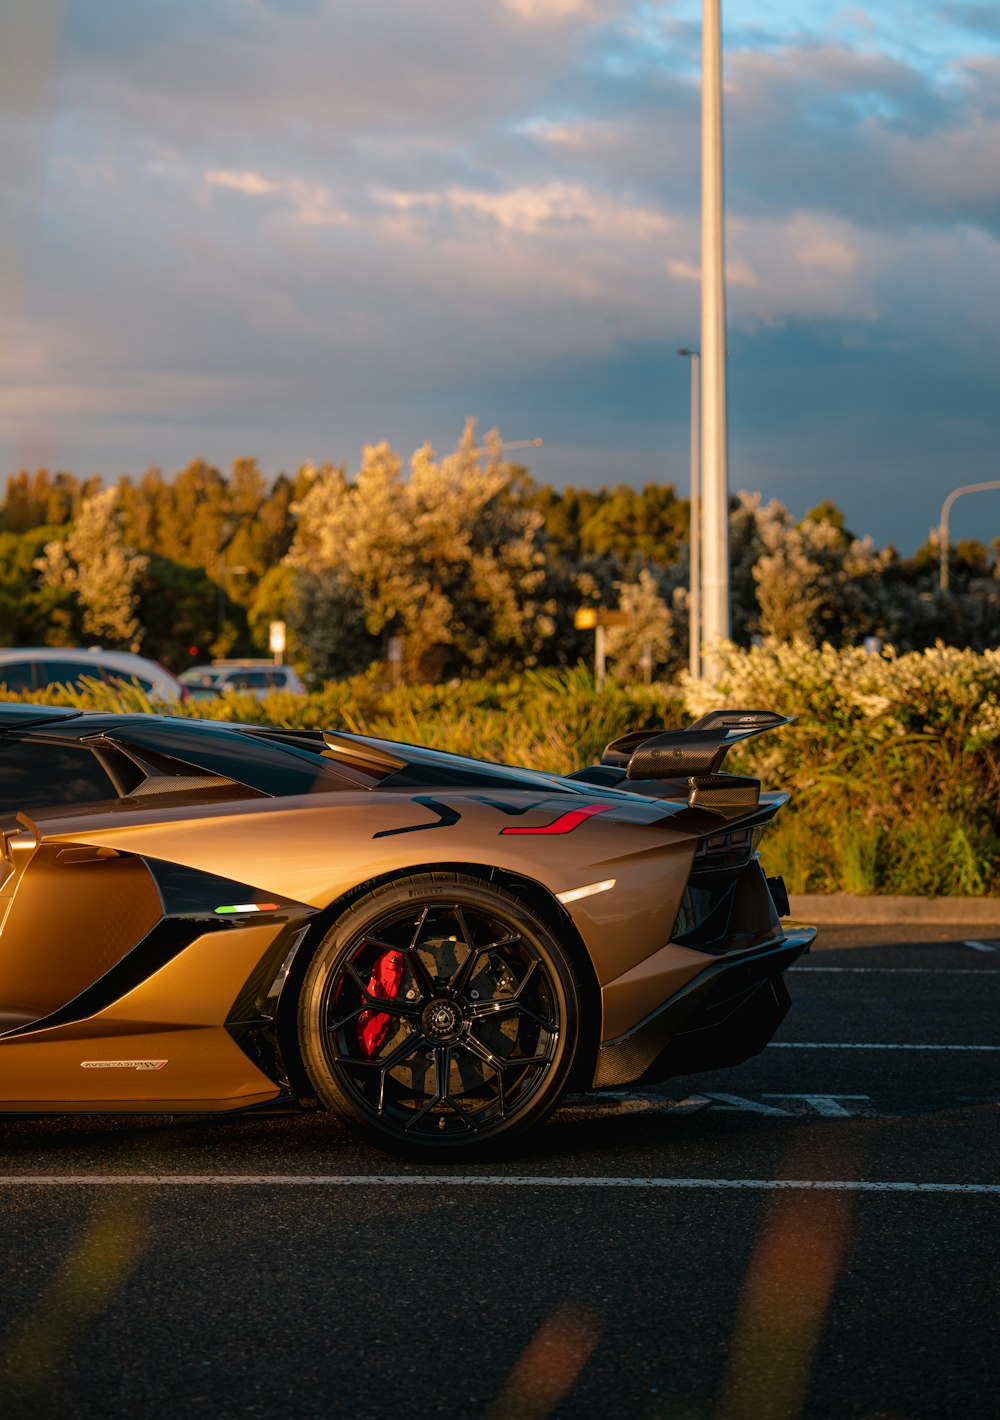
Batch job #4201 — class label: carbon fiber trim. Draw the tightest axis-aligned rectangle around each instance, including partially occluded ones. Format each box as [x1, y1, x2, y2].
[128, 774, 239, 797]
[687, 774, 761, 813]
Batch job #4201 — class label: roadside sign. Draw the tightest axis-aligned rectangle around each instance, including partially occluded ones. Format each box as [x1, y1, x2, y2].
[575, 608, 628, 629]
[269, 621, 286, 658]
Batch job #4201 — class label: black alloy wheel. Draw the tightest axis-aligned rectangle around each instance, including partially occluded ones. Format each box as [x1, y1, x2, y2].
[297, 873, 582, 1157]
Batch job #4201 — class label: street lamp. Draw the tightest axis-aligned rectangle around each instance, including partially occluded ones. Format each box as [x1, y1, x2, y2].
[938, 480, 1000, 591]
[217, 553, 249, 638]
[678, 349, 701, 679]
[472, 437, 544, 457]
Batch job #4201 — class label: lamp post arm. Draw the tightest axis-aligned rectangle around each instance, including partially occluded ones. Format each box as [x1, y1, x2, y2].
[939, 480, 1000, 592]
[472, 438, 544, 457]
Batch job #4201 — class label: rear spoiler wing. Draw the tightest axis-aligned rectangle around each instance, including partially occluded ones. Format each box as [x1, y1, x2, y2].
[572, 709, 795, 817]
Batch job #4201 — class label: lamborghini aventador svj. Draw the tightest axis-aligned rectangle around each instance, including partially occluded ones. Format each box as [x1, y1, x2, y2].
[0, 702, 814, 1157]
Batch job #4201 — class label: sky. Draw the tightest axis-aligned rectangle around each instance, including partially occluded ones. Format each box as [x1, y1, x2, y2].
[1, 0, 999, 553]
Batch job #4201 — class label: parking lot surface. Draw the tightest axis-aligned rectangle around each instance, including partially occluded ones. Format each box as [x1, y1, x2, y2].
[0, 923, 997, 1419]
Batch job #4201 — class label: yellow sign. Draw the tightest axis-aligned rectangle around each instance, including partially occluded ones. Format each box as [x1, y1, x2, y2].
[575, 608, 629, 629]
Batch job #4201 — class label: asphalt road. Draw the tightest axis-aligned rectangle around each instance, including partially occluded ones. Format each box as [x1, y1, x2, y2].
[0, 923, 997, 1420]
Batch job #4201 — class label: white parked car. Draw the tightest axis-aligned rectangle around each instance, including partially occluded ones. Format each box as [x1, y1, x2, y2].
[179, 660, 304, 700]
[0, 647, 187, 702]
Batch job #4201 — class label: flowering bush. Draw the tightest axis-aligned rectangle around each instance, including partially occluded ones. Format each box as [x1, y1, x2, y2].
[683, 640, 1000, 895]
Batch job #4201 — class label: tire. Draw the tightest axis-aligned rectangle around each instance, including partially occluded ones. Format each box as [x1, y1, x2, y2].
[297, 872, 582, 1159]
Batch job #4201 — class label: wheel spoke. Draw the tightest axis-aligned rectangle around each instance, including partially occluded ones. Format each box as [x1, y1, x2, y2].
[466, 997, 518, 1021]
[363, 935, 401, 954]
[434, 1045, 452, 1103]
[449, 943, 482, 999]
[463, 1031, 553, 1072]
[344, 960, 371, 996]
[398, 910, 437, 1000]
[511, 1002, 558, 1032]
[338, 1032, 423, 1072]
[408, 906, 430, 952]
[441, 1092, 478, 1131]
[454, 933, 521, 1001]
[368, 997, 421, 1020]
[330, 1003, 364, 1032]
[514, 958, 539, 1000]
[482, 933, 521, 954]
[460, 1033, 515, 1074]
[465, 998, 555, 1033]
[405, 1084, 444, 1131]
[402, 948, 435, 1001]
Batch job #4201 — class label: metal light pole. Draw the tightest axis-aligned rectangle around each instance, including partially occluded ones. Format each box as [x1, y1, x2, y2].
[677, 349, 701, 679]
[938, 480, 1000, 592]
[700, 0, 731, 670]
[216, 550, 249, 639]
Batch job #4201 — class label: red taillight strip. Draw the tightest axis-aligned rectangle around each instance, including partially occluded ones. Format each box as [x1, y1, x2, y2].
[500, 804, 612, 836]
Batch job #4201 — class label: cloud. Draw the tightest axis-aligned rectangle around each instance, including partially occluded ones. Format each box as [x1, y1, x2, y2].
[498, 0, 600, 23]
[380, 180, 673, 243]
[785, 214, 861, 275]
[203, 167, 356, 226]
[204, 169, 280, 197]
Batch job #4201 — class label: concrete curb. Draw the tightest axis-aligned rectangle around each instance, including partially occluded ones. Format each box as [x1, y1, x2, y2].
[788, 893, 1000, 926]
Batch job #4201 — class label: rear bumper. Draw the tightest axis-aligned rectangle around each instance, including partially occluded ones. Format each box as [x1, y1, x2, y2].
[592, 927, 815, 1089]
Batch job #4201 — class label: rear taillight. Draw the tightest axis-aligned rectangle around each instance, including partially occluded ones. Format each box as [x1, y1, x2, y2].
[675, 820, 780, 952]
[693, 826, 754, 871]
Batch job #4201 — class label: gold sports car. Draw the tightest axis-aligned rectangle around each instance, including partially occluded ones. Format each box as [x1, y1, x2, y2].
[0, 703, 813, 1157]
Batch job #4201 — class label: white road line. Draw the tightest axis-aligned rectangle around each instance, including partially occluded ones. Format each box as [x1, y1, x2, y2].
[0, 1175, 995, 1193]
[965, 940, 999, 953]
[793, 966, 999, 975]
[770, 1042, 1000, 1051]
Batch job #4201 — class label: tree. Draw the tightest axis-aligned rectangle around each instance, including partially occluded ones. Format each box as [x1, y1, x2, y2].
[752, 499, 827, 642]
[578, 483, 686, 570]
[135, 557, 219, 667]
[528, 481, 688, 572]
[34, 488, 149, 649]
[0, 528, 79, 645]
[604, 568, 674, 681]
[286, 423, 552, 681]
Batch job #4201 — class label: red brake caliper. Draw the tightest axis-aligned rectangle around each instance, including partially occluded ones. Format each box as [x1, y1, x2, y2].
[358, 947, 405, 1057]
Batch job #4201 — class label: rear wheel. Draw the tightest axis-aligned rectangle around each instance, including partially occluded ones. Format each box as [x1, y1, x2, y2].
[297, 873, 581, 1158]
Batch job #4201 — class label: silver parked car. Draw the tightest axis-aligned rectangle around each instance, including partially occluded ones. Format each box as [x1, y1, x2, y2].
[179, 661, 304, 700]
[0, 647, 187, 702]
